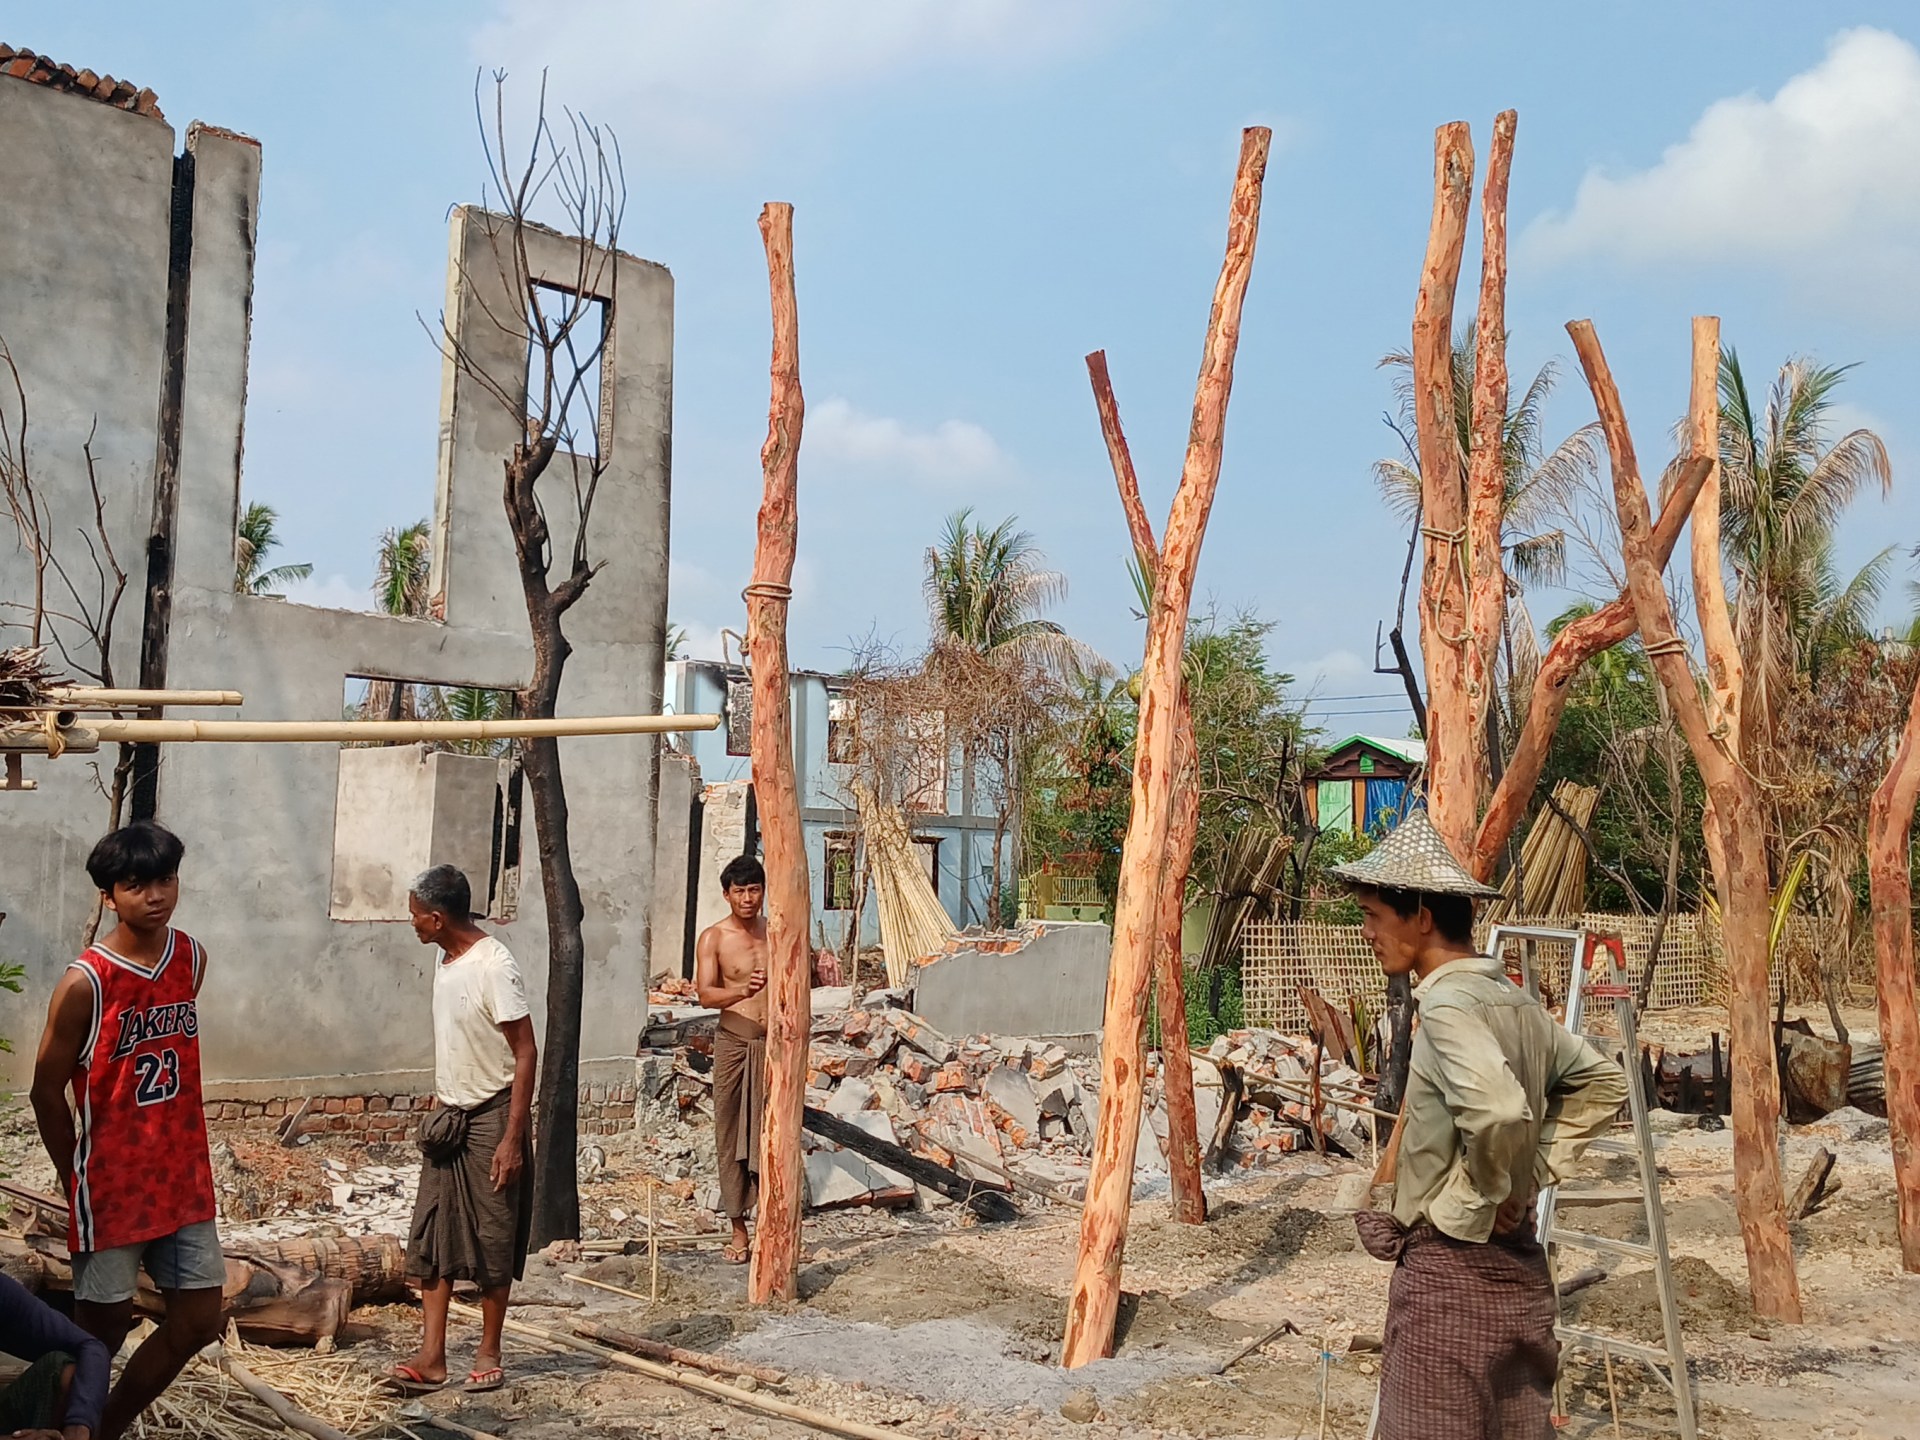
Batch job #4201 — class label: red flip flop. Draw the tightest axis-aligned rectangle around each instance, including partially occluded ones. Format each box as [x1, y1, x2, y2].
[385, 1364, 445, 1395]
[465, 1365, 506, 1394]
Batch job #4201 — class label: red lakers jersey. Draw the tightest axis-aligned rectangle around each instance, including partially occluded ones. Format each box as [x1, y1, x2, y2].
[66, 929, 217, 1253]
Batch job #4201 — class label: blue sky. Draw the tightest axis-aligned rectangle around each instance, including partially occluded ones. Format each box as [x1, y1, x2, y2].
[14, 2, 1920, 737]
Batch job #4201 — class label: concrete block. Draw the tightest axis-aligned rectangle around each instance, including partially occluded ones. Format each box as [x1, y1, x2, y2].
[827, 1077, 876, 1117]
[982, 1064, 1040, 1134]
[1034, 1070, 1083, 1119]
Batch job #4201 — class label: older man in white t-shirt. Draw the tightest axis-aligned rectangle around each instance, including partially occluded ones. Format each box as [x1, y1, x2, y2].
[388, 865, 537, 1399]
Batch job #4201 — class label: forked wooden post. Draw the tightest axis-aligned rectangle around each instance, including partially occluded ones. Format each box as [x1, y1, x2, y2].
[1689, 315, 1740, 902]
[1085, 349, 1207, 1226]
[1568, 318, 1802, 1323]
[1411, 121, 1476, 856]
[1469, 459, 1710, 881]
[747, 200, 812, 1306]
[1867, 667, 1920, 1271]
[1063, 128, 1269, 1368]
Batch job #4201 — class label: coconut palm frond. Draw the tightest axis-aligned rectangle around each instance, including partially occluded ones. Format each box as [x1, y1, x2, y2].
[1506, 530, 1567, 590]
[1373, 458, 1422, 523]
[375, 519, 433, 618]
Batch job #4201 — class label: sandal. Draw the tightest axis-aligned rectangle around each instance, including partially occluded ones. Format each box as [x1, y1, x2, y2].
[384, 1364, 446, 1395]
[465, 1365, 506, 1394]
[722, 1243, 751, 1265]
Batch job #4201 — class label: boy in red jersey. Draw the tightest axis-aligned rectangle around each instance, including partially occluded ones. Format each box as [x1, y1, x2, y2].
[31, 823, 224, 1440]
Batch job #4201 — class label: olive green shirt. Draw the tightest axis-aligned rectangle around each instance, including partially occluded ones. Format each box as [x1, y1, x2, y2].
[1391, 955, 1629, 1242]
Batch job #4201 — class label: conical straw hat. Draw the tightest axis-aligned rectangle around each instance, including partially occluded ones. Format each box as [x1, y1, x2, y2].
[1327, 806, 1500, 898]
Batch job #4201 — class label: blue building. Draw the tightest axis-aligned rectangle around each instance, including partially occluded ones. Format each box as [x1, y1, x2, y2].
[664, 659, 1012, 947]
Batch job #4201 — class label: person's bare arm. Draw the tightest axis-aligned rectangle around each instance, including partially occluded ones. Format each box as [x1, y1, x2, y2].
[30, 972, 92, 1197]
[488, 1014, 537, 1194]
[693, 927, 763, 1010]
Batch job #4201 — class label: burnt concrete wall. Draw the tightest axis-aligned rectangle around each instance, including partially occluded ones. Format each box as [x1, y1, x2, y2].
[0, 73, 672, 1090]
[911, 921, 1112, 1049]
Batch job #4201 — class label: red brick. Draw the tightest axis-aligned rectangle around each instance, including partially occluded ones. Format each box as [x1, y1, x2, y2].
[367, 1097, 388, 1113]
[322, 1098, 346, 1115]
[343, 1096, 366, 1115]
[931, 1063, 970, 1093]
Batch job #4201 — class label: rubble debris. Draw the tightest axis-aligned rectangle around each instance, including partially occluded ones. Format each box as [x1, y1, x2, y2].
[803, 1107, 1018, 1221]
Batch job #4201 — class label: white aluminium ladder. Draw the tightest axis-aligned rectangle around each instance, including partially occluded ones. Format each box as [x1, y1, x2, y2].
[1489, 924, 1698, 1440]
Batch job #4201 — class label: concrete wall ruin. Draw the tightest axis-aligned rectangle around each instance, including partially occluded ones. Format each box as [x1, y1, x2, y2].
[0, 64, 672, 1091]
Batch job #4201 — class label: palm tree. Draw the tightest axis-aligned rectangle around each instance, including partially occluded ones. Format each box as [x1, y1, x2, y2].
[365, 519, 432, 721]
[1719, 350, 1894, 749]
[923, 509, 1080, 672]
[420, 682, 514, 757]
[374, 519, 433, 619]
[234, 502, 312, 596]
[1374, 331, 1598, 594]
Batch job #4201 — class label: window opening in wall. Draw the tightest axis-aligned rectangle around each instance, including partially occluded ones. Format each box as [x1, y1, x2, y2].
[331, 675, 523, 923]
[726, 678, 753, 757]
[526, 280, 610, 458]
[824, 832, 856, 911]
[912, 835, 940, 900]
[826, 693, 855, 765]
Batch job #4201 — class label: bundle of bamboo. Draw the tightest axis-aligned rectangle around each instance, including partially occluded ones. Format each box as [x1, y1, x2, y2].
[1483, 778, 1598, 922]
[854, 781, 955, 987]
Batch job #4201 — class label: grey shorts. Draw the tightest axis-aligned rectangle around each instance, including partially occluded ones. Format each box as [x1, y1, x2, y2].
[70, 1219, 226, 1304]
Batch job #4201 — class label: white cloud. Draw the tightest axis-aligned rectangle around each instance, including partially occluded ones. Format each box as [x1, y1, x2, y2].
[1525, 28, 1920, 308]
[807, 397, 1008, 487]
[470, 0, 1110, 164]
[671, 618, 732, 664]
[281, 573, 373, 612]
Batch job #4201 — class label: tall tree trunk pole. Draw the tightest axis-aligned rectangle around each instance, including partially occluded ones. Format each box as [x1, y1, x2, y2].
[1690, 316, 1741, 905]
[1085, 349, 1207, 1226]
[1412, 122, 1476, 857]
[1063, 129, 1269, 1368]
[1569, 318, 1802, 1324]
[1868, 665, 1920, 1271]
[1469, 461, 1710, 880]
[1154, 710, 1208, 1223]
[1464, 112, 1516, 801]
[746, 202, 812, 1305]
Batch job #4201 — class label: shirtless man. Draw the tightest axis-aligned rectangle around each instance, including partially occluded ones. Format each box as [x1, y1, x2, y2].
[694, 856, 768, 1264]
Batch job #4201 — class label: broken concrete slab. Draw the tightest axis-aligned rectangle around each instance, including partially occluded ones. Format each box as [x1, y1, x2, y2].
[827, 1077, 876, 1117]
[982, 1064, 1040, 1135]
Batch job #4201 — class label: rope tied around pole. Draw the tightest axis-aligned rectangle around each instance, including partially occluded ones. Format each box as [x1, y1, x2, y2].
[41, 710, 64, 760]
[1418, 524, 1474, 648]
[741, 583, 795, 646]
[1643, 636, 1690, 660]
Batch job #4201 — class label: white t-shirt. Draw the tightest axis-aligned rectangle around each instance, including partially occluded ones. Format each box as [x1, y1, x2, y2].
[431, 935, 532, 1108]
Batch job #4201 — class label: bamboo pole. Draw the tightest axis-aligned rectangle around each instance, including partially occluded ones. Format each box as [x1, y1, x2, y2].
[1568, 317, 1801, 1323]
[451, 1303, 921, 1440]
[41, 687, 243, 707]
[1411, 120, 1476, 858]
[1469, 457, 1711, 881]
[88, 714, 719, 743]
[1867, 662, 1920, 1271]
[1084, 348, 1206, 1226]
[1464, 111, 1517, 791]
[747, 200, 812, 1307]
[1063, 126, 1269, 1368]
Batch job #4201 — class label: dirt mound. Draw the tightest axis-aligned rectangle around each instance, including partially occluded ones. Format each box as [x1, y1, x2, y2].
[1567, 1256, 1750, 1342]
[1126, 1201, 1350, 1270]
[803, 1243, 1041, 1324]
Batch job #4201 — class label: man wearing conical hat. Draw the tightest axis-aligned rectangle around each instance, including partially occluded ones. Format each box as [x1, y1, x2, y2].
[1331, 809, 1626, 1440]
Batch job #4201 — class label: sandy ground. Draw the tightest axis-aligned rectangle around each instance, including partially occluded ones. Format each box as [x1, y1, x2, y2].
[2, 1004, 1915, 1439]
